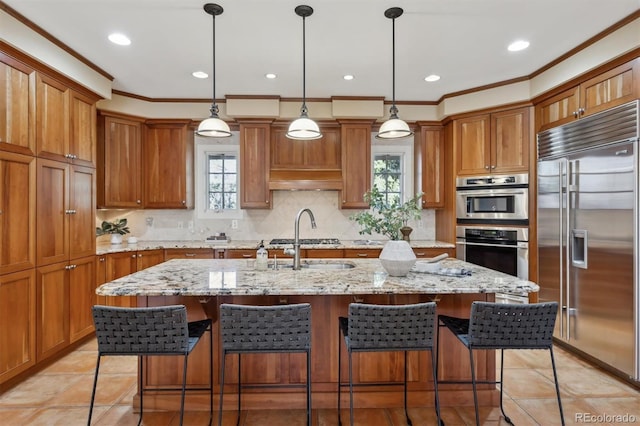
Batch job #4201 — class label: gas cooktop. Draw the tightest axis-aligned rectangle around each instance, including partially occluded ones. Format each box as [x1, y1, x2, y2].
[269, 238, 341, 245]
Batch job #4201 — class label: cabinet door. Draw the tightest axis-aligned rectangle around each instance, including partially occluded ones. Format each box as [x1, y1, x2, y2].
[415, 125, 444, 208]
[69, 90, 96, 167]
[98, 114, 143, 208]
[240, 122, 271, 208]
[0, 152, 36, 275]
[0, 58, 34, 155]
[0, 269, 36, 383]
[36, 262, 69, 361]
[35, 73, 69, 162]
[580, 59, 639, 118]
[534, 86, 580, 132]
[491, 107, 530, 174]
[69, 166, 95, 260]
[340, 122, 371, 209]
[455, 114, 491, 176]
[305, 249, 344, 258]
[36, 159, 69, 266]
[95, 255, 107, 306]
[69, 256, 97, 343]
[103, 251, 138, 307]
[136, 249, 165, 269]
[143, 122, 193, 209]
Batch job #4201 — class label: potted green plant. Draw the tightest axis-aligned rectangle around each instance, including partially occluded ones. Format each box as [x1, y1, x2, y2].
[350, 187, 423, 276]
[96, 218, 130, 244]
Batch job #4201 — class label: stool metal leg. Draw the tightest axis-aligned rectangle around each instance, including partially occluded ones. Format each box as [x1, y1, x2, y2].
[468, 349, 480, 426]
[403, 351, 412, 425]
[498, 349, 513, 425]
[179, 355, 188, 426]
[549, 347, 565, 426]
[218, 352, 226, 426]
[236, 354, 241, 426]
[430, 349, 443, 426]
[338, 321, 343, 426]
[138, 356, 144, 426]
[87, 355, 102, 426]
[348, 350, 354, 426]
[306, 349, 312, 426]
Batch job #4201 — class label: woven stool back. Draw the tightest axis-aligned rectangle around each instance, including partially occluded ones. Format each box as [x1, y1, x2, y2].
[92, 305, 189, 355]
[468, 301, 558, 349]
[220, 303, 311, 352]
[347, 302, 437, 351]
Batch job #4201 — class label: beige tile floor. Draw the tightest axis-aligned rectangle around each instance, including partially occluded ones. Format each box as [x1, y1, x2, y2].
[0, 338, 638, 425]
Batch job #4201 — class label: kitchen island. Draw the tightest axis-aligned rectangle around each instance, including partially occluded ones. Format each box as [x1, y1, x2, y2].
[96, 257, 538, 413]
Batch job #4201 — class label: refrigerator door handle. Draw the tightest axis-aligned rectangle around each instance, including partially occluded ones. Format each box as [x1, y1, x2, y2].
[571, 229, 588, 269]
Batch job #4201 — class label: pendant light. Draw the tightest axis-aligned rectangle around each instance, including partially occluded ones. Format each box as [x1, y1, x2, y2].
[286, 5, 322, 140]
[376, 7, 413, 140]
[197, 3, 231, 138]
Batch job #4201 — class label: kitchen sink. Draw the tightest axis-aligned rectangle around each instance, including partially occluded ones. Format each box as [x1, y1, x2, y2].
[268, 261, 355, 270]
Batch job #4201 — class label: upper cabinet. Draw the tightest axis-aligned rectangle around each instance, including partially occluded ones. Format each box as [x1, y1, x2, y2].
[35, 73, 97, 167]
[415, 123, 444, 208]
[0, 57, 35, 156]
[97, 112, 144, 208]
[340, 120, 372, 209]
[535, 59, 640, 133]
[455, 107, 530, 176]
[239, 120, 272, 209]
[142, 120, 194, 209]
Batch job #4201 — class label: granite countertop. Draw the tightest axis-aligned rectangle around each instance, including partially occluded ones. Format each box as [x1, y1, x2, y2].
[96, 258, 538, 297]
[96, 239, 455, 255]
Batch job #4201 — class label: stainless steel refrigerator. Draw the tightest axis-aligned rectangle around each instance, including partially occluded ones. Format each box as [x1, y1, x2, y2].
[537, 100, 639, 383]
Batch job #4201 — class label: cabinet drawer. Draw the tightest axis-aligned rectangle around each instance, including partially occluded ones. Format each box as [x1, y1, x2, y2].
[164, 248, 213, 259]
[305, 248, 344, 258]
[344, 248, 381, 258]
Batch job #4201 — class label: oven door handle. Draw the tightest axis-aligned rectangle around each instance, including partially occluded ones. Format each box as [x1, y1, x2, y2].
[456, 241, 519, 248]
[456, 190, 528, 197]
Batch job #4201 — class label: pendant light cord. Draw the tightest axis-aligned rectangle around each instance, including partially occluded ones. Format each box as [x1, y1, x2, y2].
[301, 14, 307, 113]
[211, 12, 218, 111]
[391, 15, 396, 111]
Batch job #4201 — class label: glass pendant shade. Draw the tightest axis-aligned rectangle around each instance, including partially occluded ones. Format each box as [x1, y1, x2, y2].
[286, 111, 322, 140]
[197, 115, 231, 137]
[376, 116, 412, 139]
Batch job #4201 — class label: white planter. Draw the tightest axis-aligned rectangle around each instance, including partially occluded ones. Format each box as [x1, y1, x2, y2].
[378, 240, 416, 277]
[110, 234, 123, 245]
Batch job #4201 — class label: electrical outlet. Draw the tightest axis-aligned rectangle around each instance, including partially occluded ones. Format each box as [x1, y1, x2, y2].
[145, 217, 154, 226]
[188, 221, 194, 230]
[231, 219, 238, 229]
[178, 221, 184, 229]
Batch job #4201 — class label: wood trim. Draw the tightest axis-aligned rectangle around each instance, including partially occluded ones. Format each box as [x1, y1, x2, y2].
[0, 2, 113, 81]
[438, 76, 530, 104]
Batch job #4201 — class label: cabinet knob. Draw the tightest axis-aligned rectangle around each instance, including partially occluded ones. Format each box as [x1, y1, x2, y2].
[99, 257, 105, 262]
[131, 254, 137, 258]
[65, 153, 73, 159]
[578, 107, 585, 115]
[484, 165, 490, 170]
[182, 200, 186, 205]
[265, 200, 269, 204]
[242, 254, 252, 258]
[491, 165, 496, 170]
[573, 111, 579, 118]
[357, 253, 368, 257]
[185, 253, 196, 257]
[138, 254, 143, 258]
[353, 296, 364, 303]
[137, 200, 141, 204]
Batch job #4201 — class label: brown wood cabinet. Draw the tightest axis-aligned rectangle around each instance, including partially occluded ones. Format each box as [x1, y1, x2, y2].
[269, 125, 342, 190]
[97, 112, 144, 208]
[164, 248, 213, 260]
[35, 73, 97, 166]
[340, 121, 372, 209]
[0, 268, 36, 383]
[143, 120, 194, 209]
[68, 256, 98, 343]
[0, 56, 34, 156]
[36, 159, 96, 266]
[0, 152, 36, 275]
[239, 121, 271, 209]
[415, 123, 444, 208]
[455, 107, 530, 176]
[535, 59, 640, 132]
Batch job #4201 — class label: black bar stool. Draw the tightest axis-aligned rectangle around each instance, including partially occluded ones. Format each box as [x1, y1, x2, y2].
[437, 301, 564, 426]
[338, 302, 442, 426]
[218, 303, 312, 426]
[88, 305, 213, 426]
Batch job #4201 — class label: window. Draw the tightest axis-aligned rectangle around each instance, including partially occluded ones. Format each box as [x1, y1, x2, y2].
[195, 135, 243, 219]
[371, 136, 414, 204]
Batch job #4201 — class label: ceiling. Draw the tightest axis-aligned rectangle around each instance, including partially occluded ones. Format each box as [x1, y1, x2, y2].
[4, 0, 640, 102]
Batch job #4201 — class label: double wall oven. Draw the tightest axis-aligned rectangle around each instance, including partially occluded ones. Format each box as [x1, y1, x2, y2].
[455, 174, 530, 303]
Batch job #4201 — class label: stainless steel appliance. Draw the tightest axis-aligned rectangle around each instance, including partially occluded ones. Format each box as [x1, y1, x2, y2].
[456, 174, 529, 224]
[456, 225, 529, 303]
[537, 100, 639, 383]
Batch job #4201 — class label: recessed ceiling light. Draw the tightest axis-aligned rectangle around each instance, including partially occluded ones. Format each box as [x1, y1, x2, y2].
[108, 33, 131, 46]
[192, 71, 208, 79]
[265, 73, 277, 79]
[508, 40, 530, 52]
[424, 74, 440, 82]
[343, 74, 354, 81]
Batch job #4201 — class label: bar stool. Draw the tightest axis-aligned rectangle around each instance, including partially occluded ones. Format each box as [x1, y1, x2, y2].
[88, 305, 213, 426]
[437, 301, 564, 426]
[338, 302, 442, 426]
[218, 303, 312, 426]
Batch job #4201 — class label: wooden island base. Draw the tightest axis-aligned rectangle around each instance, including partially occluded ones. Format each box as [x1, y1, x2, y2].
[131, 293, 500, 412]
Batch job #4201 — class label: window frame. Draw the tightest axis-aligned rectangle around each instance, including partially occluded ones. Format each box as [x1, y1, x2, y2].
[371, 135, 415, 204]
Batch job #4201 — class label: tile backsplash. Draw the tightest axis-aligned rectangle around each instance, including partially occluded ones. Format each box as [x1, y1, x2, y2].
[96, 191, 435, 243]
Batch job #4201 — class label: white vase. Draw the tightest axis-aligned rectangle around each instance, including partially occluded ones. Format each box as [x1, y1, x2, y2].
[110, 234, 123, 245]
[378, 240, 416, 277]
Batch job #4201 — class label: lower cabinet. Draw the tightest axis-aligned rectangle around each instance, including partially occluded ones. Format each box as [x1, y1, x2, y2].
[36, 255, 95, 361]
[0, 269, 36, 384]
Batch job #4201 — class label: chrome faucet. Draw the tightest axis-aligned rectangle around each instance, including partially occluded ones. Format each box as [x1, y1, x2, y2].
[284, 208, 317, 270]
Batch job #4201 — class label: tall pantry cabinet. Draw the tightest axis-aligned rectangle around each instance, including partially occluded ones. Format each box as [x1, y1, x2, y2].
[0, 48, 99, 387]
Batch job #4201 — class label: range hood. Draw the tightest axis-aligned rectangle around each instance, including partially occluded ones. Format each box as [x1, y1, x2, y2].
[269, 170, 343, 190]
